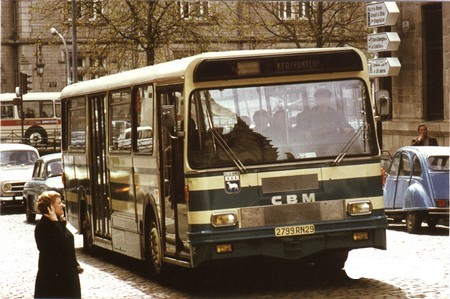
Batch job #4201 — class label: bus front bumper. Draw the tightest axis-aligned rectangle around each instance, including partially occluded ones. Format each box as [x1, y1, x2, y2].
[189, 217, 387, 268]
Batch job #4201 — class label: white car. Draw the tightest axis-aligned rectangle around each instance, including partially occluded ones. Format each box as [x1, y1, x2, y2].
[23, 153, 63, 222]
[0, 143, 39, 213]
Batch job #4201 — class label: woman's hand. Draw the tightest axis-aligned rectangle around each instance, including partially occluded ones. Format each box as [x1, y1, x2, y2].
[45, 205, 58, 221]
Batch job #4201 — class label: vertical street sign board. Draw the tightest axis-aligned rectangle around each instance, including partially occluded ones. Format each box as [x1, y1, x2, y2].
[368, 57, 401, 77]
[368, 32, 401, 53]
[367, 2, 399, 28]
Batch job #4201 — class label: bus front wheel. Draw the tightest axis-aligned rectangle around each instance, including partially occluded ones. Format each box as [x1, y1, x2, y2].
[25, 127, 47, 145]
[145, 219, 164, 277]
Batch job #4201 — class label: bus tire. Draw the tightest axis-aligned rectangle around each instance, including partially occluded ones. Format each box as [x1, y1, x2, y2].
[25, 127, 47, 145]
[406, 211, 422, 233]
[145, 218, 164, 277]
[314, 249, 349, 273]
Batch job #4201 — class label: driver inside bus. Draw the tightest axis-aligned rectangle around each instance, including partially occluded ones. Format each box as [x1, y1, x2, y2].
[296, 88, 353, 139]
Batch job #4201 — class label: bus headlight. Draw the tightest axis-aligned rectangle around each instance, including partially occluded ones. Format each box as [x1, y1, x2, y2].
[347, 200, 372, 216]
[1, 182, 12, 193]
[211, 212, 237, 227]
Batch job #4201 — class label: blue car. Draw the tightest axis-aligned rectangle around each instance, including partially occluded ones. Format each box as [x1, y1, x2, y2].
[384, 146, 449, 233]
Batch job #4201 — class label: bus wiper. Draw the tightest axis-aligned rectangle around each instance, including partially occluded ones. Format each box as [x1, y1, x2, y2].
[209, 127, 248, 174]
[332, 126, 364, 166]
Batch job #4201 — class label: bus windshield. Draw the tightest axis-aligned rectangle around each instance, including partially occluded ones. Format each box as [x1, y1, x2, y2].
[188, 79, 376, 168]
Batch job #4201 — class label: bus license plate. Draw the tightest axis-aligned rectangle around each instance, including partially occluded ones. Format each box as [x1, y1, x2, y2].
[274, 224, 315, 237]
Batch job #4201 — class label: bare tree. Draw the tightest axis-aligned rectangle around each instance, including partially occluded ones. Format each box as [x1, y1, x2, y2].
[33, 0, 224, 71]
[242, 1, 367, 49]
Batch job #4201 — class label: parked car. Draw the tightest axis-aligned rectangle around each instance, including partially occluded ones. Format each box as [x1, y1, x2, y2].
[23, 153, 63, 222]
[0, 143, 39, 213]
[384, 146, 449, 233]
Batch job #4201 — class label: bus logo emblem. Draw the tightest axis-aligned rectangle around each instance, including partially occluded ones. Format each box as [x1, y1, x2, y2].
[224, 171, 240, 194]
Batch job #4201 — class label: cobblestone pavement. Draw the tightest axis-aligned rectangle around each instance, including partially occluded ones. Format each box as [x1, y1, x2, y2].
[1, 211, 449, 299]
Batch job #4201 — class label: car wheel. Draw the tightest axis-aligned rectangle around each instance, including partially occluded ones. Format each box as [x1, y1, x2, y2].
[25, 198, 36, 223]
[406, 212, 422, 233]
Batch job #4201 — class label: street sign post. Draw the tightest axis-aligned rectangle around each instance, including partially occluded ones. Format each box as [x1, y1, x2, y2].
[368, 32, 401, 53]
[367, 2, 400, 27]
[368, 57, 401, 78]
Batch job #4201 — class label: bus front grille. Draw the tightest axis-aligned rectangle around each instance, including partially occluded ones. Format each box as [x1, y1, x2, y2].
[238, 200, 345, 228]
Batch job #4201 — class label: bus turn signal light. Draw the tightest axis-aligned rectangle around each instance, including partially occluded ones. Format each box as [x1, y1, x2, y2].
[353, 232, 369, 241]
[216, 244, 233, 254]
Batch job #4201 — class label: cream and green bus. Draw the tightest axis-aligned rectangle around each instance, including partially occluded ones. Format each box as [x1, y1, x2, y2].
[60, 48, 387, 276]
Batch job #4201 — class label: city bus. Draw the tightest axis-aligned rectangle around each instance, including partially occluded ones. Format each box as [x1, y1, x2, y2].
[60, 48, 387, 276]
[0, 92, 61, 146]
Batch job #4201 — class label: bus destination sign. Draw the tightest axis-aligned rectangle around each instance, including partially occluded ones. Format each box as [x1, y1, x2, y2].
[194, 50, 363, 82]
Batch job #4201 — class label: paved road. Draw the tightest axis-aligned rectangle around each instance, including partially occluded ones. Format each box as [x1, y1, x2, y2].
[1, 211, 449, 298]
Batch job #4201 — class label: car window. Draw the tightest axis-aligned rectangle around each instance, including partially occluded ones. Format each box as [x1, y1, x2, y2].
[0, 150, 38, 165]
[388, 154, 401, 176]
[412, 155, 422, 176]
[47, 160, 62, 177]
[399, 154, 411, 176]
[428, 155, 450, 171]
[32, 161, 43, 178]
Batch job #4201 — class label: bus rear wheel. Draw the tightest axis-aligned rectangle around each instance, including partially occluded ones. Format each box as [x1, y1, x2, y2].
[145, 219, 164, 277]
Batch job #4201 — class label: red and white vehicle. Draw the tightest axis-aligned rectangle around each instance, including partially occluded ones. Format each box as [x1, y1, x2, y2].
[0, 92, 61, 146]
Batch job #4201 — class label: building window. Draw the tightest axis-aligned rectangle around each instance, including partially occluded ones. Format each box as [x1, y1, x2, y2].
[276, 1, 310, 20]
[178, 1, 209, 20]
[86, 0, 103, 21]
[66, 0, 103, 22]
[423, 3, 443, 120]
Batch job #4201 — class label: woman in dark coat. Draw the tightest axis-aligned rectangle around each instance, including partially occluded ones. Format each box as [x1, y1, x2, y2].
[34, 191, 83, 299]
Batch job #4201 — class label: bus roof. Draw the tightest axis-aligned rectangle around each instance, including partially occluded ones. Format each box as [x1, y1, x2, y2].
[60, 47, 364, 98]
[0, 92, 61, 101]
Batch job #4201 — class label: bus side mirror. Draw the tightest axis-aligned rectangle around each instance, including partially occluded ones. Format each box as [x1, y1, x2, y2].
[375, 90, 391, 117]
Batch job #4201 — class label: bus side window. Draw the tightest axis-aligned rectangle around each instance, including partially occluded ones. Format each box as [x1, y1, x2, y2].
[1, 103, 14, 118]
[110, 90, 132, 152]
[134, 85, 153, 154]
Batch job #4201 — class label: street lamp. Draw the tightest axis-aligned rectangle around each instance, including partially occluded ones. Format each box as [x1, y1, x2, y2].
[35, 39, 45, 77]
[50, 27, 72, 85]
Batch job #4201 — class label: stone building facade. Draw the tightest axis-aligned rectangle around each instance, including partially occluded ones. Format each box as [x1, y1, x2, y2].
[1, 1, 448, 152]
[382, 2, 449, 151]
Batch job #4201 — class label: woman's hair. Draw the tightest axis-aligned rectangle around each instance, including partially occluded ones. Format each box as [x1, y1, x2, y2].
[36, 191, 61, 214]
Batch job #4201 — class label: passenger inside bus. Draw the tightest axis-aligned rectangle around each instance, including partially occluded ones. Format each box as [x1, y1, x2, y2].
[252, 110, 270, 135]
[25, 108, 36, 118]
[269, 109, 288, 144]
[295, 88, 353, 140]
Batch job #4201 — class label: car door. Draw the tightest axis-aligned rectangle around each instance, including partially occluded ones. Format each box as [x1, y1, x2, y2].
[384, 154, 400, 209]
[385, 152, 412, 209]
[393, 152, 412, 209]
[29, 160, 45, 198]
